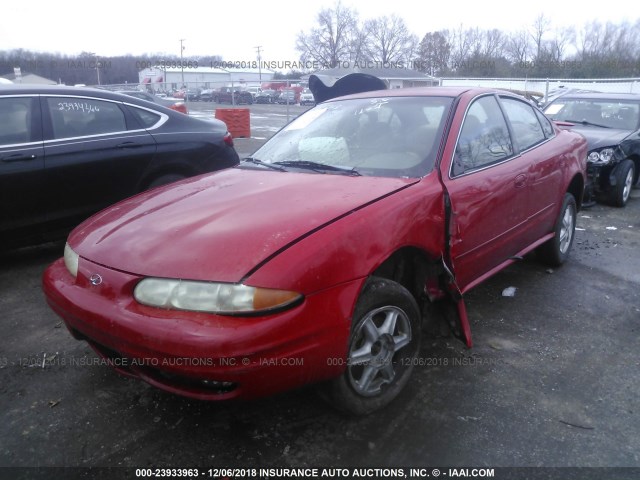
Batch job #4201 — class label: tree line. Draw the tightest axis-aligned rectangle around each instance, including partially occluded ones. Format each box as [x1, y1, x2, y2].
[0, 51, 223, 86]
[295, 2, 640, 78]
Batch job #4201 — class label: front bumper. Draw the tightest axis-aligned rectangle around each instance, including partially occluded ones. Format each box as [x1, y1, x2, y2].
[587, 160, 625, 198]
[43, 257, 362, 401]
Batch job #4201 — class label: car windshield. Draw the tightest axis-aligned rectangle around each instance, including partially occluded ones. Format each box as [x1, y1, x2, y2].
[545, 98, 640, 130]
[250, 96, 453, 178]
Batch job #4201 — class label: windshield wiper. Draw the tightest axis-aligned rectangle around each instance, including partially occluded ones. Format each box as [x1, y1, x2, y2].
[562, 119, 611, 129]
[241, 157, 288, 172]
[273, 160, 361, 176]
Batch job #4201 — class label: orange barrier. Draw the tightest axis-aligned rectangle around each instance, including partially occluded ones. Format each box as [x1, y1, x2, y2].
[215, 108, 251, 138]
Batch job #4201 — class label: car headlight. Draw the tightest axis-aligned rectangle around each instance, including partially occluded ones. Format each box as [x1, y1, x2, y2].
[64, 243, 79, 278]
[133, 278, 302, 315]
[587, 148, 615, 165]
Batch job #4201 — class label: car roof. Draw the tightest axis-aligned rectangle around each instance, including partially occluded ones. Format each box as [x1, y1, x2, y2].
[552, 92, 640, 101]
[0, 84, 145, 102]
[326, 86, 517, 102]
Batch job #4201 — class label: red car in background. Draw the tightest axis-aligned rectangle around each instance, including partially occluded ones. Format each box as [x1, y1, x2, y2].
[43, 86, 587, 414]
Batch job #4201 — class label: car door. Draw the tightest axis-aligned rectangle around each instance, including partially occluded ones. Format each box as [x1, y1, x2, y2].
[0, 95, 45, 243]
[499, 96, 563, 242]
[441, 94, 531, 292]
[42, 95, 157, 230]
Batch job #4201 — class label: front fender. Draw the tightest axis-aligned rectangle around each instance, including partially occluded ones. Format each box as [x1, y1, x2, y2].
[245, 174, 446, 295]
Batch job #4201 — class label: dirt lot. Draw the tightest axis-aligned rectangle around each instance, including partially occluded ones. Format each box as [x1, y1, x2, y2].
[1, 103, 639, 480]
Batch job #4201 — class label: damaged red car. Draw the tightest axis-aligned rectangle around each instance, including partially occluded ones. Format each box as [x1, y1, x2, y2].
[43, 84, 587, 414]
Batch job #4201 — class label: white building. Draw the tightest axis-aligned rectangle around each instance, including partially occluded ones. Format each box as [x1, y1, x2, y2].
[139, 66, 276, 91]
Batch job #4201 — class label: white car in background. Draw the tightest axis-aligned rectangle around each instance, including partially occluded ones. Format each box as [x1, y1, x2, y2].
[246, 86, 262, 100]
[300, 88, 315, 106]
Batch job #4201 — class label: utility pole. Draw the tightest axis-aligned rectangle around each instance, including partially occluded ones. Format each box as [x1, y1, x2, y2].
[180, 39, 186, 89]
[255, 45, 262, 85]
[95, 55, 101, 85]
[88, 52, 100, 86]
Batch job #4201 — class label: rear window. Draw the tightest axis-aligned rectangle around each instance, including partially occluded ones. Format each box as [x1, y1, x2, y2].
[128, 106, 163, 128]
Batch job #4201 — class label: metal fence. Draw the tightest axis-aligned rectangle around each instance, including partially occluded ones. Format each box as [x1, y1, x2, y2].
[440, 77, 640, 99]
[96, 79, 306, 107]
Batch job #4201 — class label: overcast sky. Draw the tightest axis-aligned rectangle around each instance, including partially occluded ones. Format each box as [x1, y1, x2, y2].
[2, 0, 637, 64]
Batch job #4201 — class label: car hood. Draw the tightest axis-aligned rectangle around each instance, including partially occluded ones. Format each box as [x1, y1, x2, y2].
[69, 169, 417, 283]
[565, 125, 632, 150]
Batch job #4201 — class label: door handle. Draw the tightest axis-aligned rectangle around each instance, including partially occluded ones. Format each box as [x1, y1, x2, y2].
[1, 153, 37, 162]
[514, 173, 527, 188]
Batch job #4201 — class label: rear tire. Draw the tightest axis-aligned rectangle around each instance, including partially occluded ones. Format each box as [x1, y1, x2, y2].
[537, 193, 577, 267]
[321, 277, 421, 415]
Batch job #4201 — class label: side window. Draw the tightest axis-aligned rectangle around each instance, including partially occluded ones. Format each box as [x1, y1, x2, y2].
[500, 97, 546, 150]
[453, 95, 513, 176]
[47, 97, 126, 139]
[534, 108, 555, 138]
[0, 97, 34, 145]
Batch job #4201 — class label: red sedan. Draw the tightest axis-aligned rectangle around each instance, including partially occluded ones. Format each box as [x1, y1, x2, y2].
[43, 86, 587, 414]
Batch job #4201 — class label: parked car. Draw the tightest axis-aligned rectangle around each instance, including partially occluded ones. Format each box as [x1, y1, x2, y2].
[255, 89, 279, 104]
[541, 88, 601, 107]
[199, 89, 214, 102]
[544, 92, 640, 207]
[214, 87, 253, 105]
[299, 88, 315, 106]
[277, 89, 297, 104]
[0, 84, 239, 248]
[185, 88, 201, 102]
[43, 86, 587, 414]
[115, 90, 188, 114]
[246, 86, 262, 100]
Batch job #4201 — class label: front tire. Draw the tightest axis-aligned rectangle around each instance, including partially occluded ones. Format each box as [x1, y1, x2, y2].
[537, 193, 577, 267]
[323, 277, 421, 415]
[610, 159, 635, 207]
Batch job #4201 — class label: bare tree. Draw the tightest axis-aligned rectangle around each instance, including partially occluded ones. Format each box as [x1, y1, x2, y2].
[576, 20, 607, 60]
[361, 15, 418, 65]
[444, 26, 507, 74]
[416, 31, 451, 75]
[466, 27, 485, 58]
[505, 29, 531, 65]
[295, 1, 360, 68]
[606, 21, 640, 61]
[530, 13, 551, 61]
[483, 29, 506, 59]
[448, 24, 473, 68]
[545, 26, 575, 62]
[571, 20, 640, 75]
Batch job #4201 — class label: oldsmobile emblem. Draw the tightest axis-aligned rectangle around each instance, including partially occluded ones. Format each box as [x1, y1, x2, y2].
[89, 274, 103, 286]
